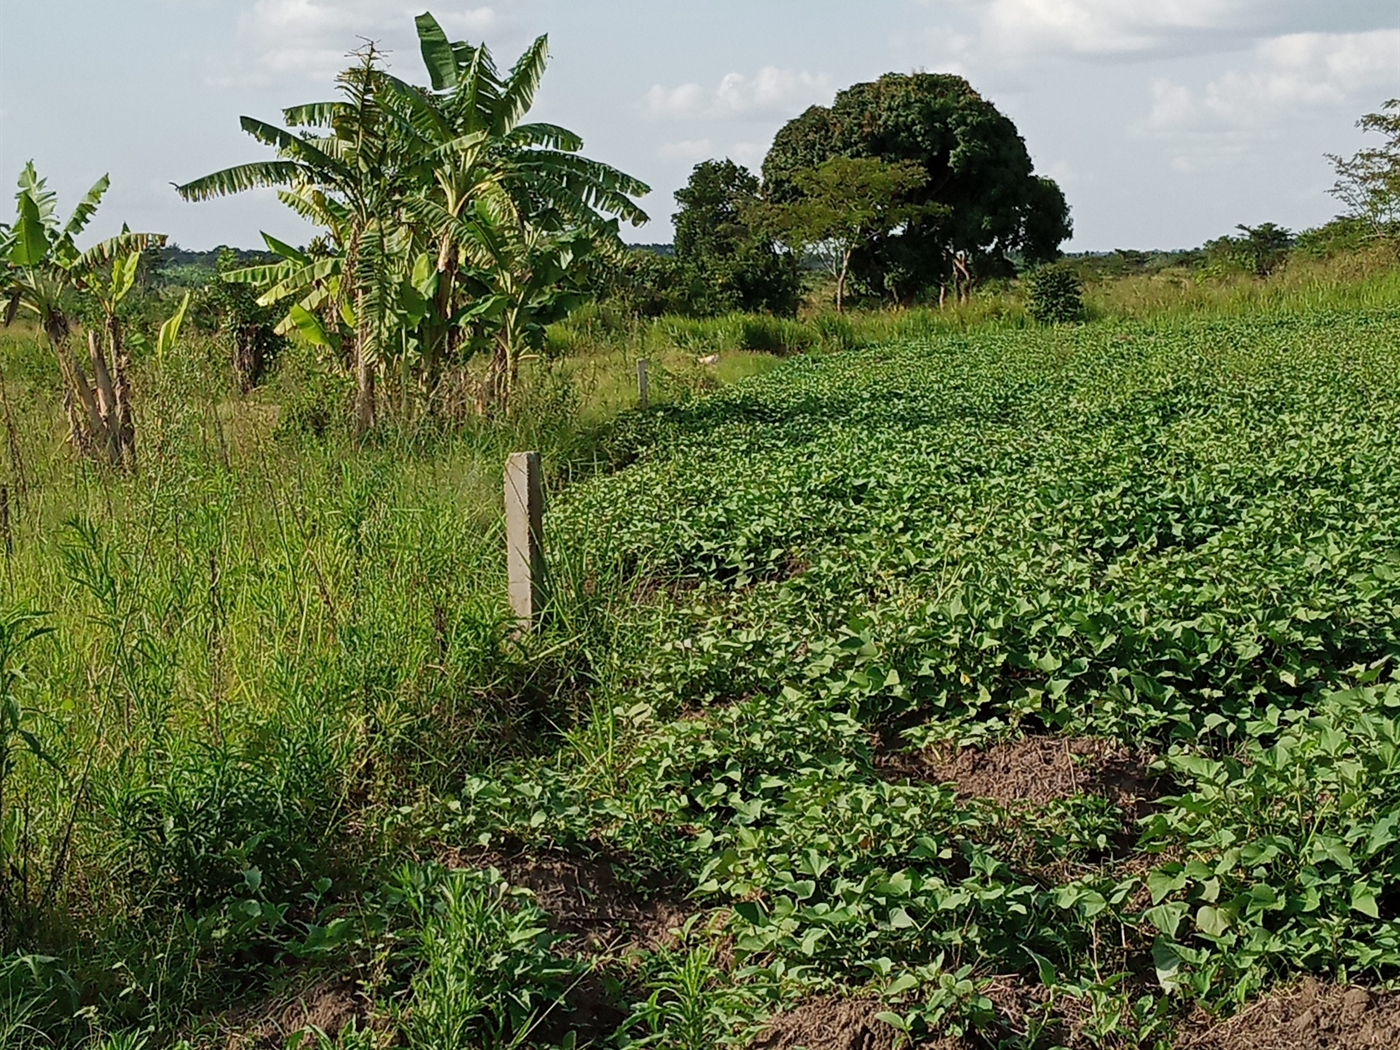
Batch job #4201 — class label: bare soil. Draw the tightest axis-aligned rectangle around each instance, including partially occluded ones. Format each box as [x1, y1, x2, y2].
[1179, 979, 1400, 1049]
[448, 846, 691, 955]
[881, 735, 1162, 818]
[752, 995, 971, 1050]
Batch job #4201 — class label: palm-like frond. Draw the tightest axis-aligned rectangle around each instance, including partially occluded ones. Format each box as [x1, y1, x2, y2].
[175, 161, 305, 201]
[8, 192, 51, 268]
[221, 261, 298, 287]
[261, 231, 311, 264]
[63, 175, 111, 239]
[16, 163, 59, 228]
[379, 75, 453, 146]
[415, 12, 460, 92]
[239, 117, 349, 178]
[495, 36, 549, 137]
[503, 123, 583, 153]
[255, 257, 339, 306]
[451, 45, 501, 136]
[284, 101, 350, 128]
[77, 232, 167, 272]
[277, 187, 350, 237]
[511, 151, 651, 225]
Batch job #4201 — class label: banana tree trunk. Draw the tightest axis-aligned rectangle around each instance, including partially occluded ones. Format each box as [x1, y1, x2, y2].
[355, 343, 375, 435]
[477, 336, 510, 417]
[232, 326, 264, 393]
[109, 317, 136, 471]
[88, 331, 121, 466]
[353, 288, 375, 436]
[477, 306, 520, 418]
[61, 335, 116, 466]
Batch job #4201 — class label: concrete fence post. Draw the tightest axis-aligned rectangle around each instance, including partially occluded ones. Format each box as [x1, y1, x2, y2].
[637, 358, 650, 411]
[504, 451, 544, 629]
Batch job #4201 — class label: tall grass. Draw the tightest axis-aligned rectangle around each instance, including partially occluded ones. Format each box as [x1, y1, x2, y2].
[1086, 243, 1400, 319]
[0, 330, 648, 1039]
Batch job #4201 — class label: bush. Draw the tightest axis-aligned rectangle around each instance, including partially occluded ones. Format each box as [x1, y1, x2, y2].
[104, 714, 349, 912]
[275, 365, 353, 441]
[1025, 266, 1085, 324]
[1294, 216, 1382, 259]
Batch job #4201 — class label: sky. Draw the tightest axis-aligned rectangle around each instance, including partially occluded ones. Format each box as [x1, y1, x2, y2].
[1, 1, 1397, 253]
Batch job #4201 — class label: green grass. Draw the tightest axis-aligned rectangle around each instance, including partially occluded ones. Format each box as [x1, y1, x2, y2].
[3, 257, 1400, 1047]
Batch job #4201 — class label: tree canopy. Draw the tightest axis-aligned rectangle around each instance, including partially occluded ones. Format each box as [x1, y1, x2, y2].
[763, 72, 1071, 302]
[672, 160, 801, 317]
[753, 156, 936, 312]
[1328, 99, 1400, 240]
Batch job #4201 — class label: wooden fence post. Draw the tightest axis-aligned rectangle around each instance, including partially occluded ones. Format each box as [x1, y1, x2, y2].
[637, 358, 650, 411]
[504, 451, 544, 629]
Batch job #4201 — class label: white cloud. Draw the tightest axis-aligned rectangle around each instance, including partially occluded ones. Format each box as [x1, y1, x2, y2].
[658, 138, 713, 160]
[729, 142, 768, 169]
[1148, 29, 1400, 133]
[917, 0, 1398, 67]
[1141, 29, 1400, 171]
[974, 0, 1246, 56]
[214, 1, 497, 86]
[644, 67, 835, 120]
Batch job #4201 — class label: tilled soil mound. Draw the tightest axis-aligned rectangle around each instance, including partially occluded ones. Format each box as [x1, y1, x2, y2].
[1180, 980, 1400, 1049]
[449, 847, 690, 954]
[885, 736, 1162, 817]
[752, 996, 970, 1050]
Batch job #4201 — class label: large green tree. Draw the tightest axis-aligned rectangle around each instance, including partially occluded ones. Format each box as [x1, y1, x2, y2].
[672, 160, 801, 317]
[763, 73, 1071, 302]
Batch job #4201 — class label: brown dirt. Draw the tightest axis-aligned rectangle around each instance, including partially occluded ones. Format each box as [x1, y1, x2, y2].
[752, 995, 972, 1050]
[445, 846, 691, 955]
[881, 736, 1162, 817]
[222, 978, 367, 1049]
[1178, 979, 1400, 1049]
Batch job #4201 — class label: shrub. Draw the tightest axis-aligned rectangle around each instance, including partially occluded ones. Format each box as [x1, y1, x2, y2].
[276, 366, 353, 441]
[1026, 265, 1085, 324]
[103, 714, 349, 912]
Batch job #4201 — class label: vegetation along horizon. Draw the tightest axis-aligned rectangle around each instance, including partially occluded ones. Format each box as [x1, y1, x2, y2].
[2, 9, 1400, 1049]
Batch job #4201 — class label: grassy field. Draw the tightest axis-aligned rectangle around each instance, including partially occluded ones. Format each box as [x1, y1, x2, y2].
[3, 262, 1400, 1048]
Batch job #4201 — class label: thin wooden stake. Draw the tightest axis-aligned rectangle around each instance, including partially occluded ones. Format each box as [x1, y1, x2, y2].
[504, 451, 544, 629]
[637, 358, 650, 411]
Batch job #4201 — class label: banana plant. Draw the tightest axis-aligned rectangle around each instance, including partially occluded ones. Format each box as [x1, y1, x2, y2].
[177, 12, 652, 425]
[385, 13, 649, 409]
[177, 46, 410, 434]
[1, 164, 164, 467]
[222, 232, 347, 356]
